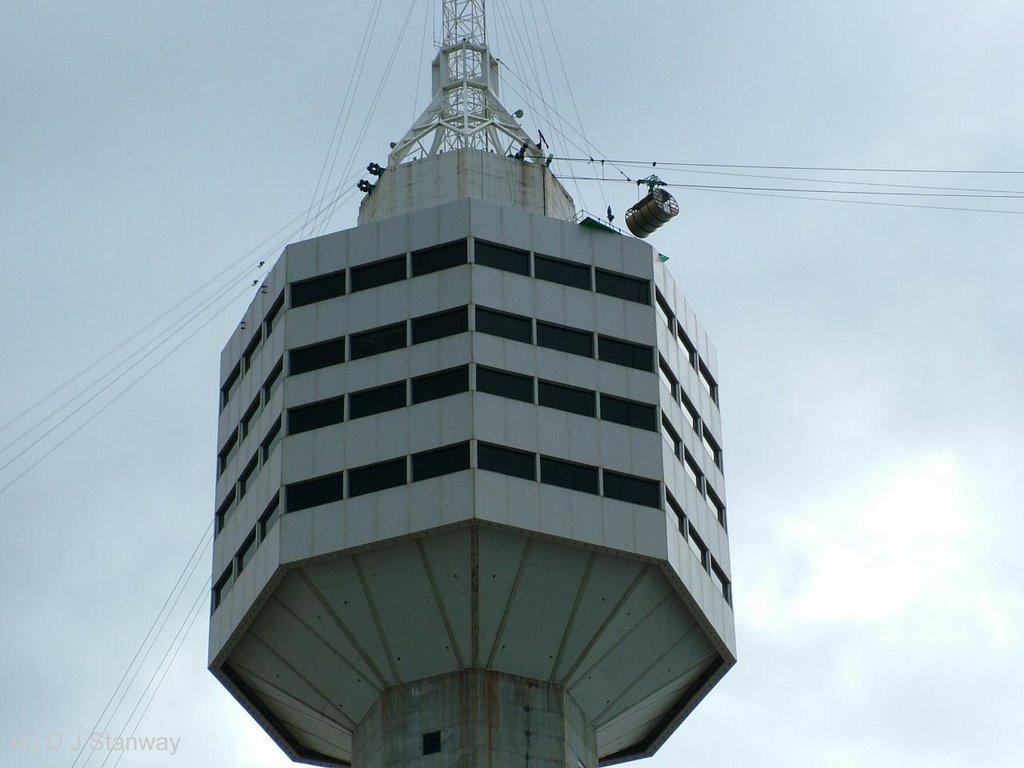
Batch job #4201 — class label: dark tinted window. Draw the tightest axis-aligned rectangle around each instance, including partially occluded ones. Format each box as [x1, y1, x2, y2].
[478, 443, 536, 480]
[263, 358, 284, 400]
[287, 472, 344, 512]
[537, 321, 592, 357]
[238, 454, 258, 498]
[349, 457, 407, 497]
[600, 394, 657, 431]
[288, 396, 345, 435]
[258, 493, 282, 540]
[351, 255, 406, 292]
[260, 417, 282, 461]
[603, 470, 660, 508]
[350, 322, 406, 360]
[264, 292, 284, 336]
[698, 361, 718, 403]
[215, 488, 236, 533]
[475, 241, 530, 275]
[707, 485, 727, 529]
[475, 306, 532, 343]
[688, 527, 709, 568]
[218, 430, 238, 474]
[595, 269, 650, 305]
[680, 391, 700, 431]
[598, 335, 653, 372]
[711, 560, 731, 605]
[684, 451, 705, 494]
[221, 363, 240, 409]
[476, 366, 533, 403]
[538, 380, 596, 417]
[662, 415, 682, 458]
[412, 306, 468, 344]
[290, 337, 346, 375]
[412, 442, 471, 481]
[412, 240, 467, 276]
[540, 456, 599, 494]
[656, 289, 675, 327]
[659, 356, 679, 397]
[535, 254, 590, 289]
[243, 332, 262, 372]
[666, 491, 687, 536]
[349, 381, 407, 419]
[236, 532, 256, 573]
[212, 567, 232, 609]
[677, 326, 697, 367]
[412, 365, 469, 404]
[240, 396, 260, 438]
[291, 270, 346, 308]
[702, 429, 722, 468]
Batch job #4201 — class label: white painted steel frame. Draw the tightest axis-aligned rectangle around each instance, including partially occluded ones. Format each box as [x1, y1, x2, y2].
[389, 0, 543, 165]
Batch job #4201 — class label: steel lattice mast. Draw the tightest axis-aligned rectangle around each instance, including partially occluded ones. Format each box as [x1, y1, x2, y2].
[388, 0, 542, 164]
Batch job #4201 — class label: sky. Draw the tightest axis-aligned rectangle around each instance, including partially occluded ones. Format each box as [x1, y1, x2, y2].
[2, 1, 1023, 766]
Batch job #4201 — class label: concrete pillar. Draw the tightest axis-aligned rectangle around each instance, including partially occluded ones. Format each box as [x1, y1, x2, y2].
[353, 670, 597, 768]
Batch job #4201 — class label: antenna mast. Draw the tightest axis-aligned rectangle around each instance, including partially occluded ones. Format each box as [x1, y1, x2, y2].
[389, 0, 541, 164]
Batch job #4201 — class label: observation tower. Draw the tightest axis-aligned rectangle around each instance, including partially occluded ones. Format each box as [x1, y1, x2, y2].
[209, 2, 735, 766]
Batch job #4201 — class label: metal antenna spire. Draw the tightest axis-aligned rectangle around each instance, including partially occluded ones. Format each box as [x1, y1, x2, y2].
[388, 0, 542, 165]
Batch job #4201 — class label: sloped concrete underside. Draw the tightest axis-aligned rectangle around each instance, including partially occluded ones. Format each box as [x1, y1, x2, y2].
[214, 524, 727, 766]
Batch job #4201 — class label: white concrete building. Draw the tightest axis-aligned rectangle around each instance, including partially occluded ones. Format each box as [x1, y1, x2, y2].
[209, 3, 734, 766]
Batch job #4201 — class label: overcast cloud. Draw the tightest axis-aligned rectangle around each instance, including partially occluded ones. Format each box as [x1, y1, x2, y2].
[2, 2, 1022, 767]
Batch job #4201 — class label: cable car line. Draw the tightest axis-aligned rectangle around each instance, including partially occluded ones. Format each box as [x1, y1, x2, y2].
[68, 523, 213, 768]
[549, 155, 1024, 175]
[574, 177, 1024, 199]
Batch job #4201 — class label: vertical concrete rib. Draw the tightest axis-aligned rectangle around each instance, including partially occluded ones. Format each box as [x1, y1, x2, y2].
[550, 551, 596, 681]
[247, 631, 357, 729]
[352, 555, 401, 683]
[471, 523, 480, 667]
[270, 595, 387, 696]
[558, 565, 651, 686]
[298, 571, 389, 690]
[593, 623, 702, 722]
[566, 592, 676, 691]
[484, 538, 533, 668]
[416, 539, 464, 668]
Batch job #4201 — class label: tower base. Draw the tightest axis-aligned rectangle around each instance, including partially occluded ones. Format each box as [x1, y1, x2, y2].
[353, 670, 597, 768]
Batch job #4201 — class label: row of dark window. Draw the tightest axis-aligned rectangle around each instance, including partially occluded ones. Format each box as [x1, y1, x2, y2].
[666, 491, 731, 605]
[283, 440, 662, 514]
[284, 303, 651, 382]
[286, 304, 655, 378]
[215, 415, 283, 541]
[214, 436, 667, 611]
[661, 415, 727, 529]
[285, 364, 657, 438]
[474, 240, 651, 305]
[291, 240, 468, 310]
[213, 475, 731, 614]
[217, 356, 284, 477]
[289, 238, 652, 311]
[220, 290, 284, 411]
[212, 491, 282, 611]
[658, 352, 724, 474]
[655, 288, 719, 404]
[213, 456, 731, 614]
